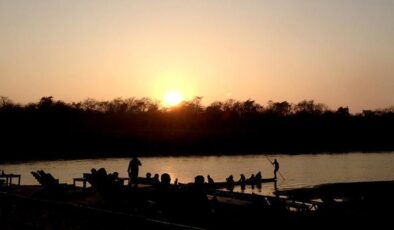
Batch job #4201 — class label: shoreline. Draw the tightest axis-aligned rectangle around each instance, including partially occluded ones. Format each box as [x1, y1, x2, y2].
[1, 180, 393, 229]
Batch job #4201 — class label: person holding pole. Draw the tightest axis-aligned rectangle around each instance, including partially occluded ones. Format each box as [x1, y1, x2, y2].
[272, 159, 280, 179]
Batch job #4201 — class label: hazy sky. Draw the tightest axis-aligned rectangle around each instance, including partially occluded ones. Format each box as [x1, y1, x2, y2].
[1, 0, 394, 111]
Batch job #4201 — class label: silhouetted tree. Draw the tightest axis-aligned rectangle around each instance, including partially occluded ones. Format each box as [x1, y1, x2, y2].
[295, 100, 328, 115]
[0, 96, 13, 107]
[336, 107, 350, 116]
[266, 101, 292, 116]
[0, 96, 393, 161]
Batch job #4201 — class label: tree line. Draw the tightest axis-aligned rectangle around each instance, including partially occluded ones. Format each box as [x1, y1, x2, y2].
[1, 96, 393, 162]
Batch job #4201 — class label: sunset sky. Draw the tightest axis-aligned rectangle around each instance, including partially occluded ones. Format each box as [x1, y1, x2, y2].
[1, 0, 394, 112]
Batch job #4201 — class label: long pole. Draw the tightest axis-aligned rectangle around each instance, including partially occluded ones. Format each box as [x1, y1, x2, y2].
[265, 155, 285, 180]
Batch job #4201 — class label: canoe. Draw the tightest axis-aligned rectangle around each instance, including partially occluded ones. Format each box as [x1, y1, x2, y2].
[135, 177, 276, 189]
[210, 178, 277, 189]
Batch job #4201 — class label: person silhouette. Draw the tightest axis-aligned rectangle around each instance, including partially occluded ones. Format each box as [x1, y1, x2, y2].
[153, 173, 160, 184]
[226, 175, 235, 191]
[273, 159, 280, 179]
[128, 156, 142, 186]
[239, 174, 246, 191]
[160, 173, 171, 186]
[249, 174, 256, 184]
[249, 174, 256, 189]
[239, 174, 246, 184]
[207, 175, 215, 185]
[256, 171, 262, 181]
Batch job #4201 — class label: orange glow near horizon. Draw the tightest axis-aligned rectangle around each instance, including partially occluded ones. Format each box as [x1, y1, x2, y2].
[151, 69, 197, 107]
[1, 1, 394, 112]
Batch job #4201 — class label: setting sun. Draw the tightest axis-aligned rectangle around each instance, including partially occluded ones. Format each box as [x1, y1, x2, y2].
[164, 91, 183, 107]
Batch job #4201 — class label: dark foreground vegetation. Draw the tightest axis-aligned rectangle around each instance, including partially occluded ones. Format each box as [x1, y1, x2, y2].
[1, 96, 393, 162]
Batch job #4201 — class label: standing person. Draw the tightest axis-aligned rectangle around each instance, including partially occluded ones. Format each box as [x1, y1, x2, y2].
[128, 156, 142, 186]
[239, 174, 246, 191]
[272, 159, 280, 179]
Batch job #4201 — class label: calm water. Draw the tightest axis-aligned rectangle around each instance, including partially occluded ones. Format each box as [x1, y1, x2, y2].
[1, 152, 394, 196]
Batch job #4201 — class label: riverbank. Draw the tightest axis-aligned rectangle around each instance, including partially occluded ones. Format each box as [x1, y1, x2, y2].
[1, 180, 393, 229]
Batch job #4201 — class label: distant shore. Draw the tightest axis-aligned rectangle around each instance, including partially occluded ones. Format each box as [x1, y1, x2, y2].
[2, 96, 393, 163]
[1, 148, 393, 164]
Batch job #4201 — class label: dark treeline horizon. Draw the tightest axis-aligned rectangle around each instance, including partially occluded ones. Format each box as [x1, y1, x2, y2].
[1, 96, 393, 162]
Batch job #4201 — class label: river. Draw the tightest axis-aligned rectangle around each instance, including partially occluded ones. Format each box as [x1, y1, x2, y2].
[1, 152, 394, 196]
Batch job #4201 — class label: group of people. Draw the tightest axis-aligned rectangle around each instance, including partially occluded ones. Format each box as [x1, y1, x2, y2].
[127, 156, 280, 188]
[223, 171, 261, 190]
